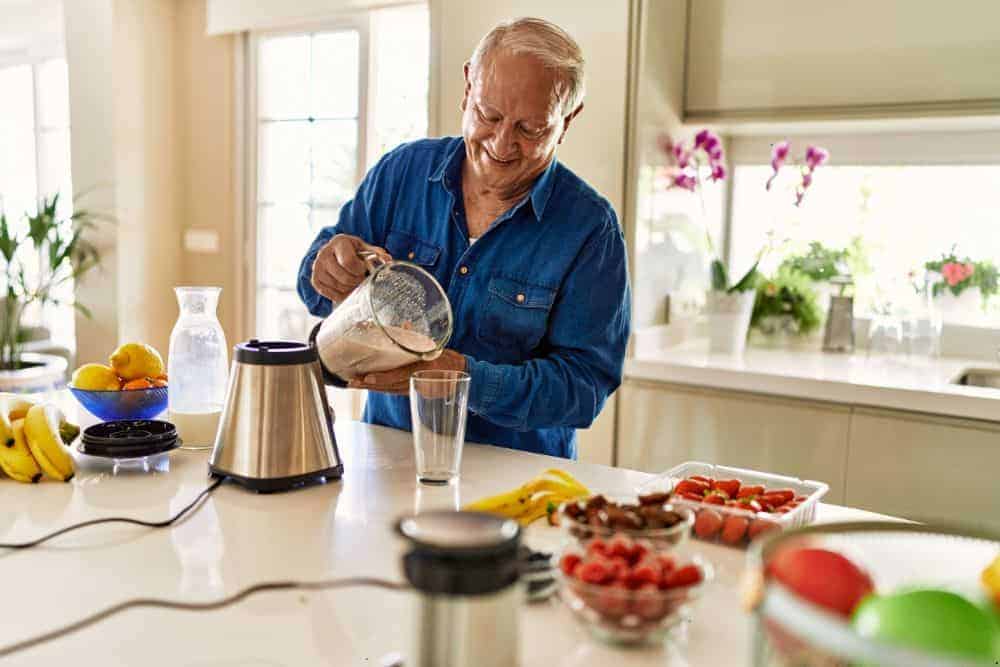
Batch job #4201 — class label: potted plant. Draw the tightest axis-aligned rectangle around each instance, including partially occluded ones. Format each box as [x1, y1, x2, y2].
[778, 238, 872, 319]
[749, 267, 823, 347]
[923, 247, 999, 325]
[662, 132, 829, 355]
[0, 194, 103, 391]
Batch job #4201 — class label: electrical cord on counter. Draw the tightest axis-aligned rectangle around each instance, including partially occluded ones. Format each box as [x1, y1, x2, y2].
[0, 577, 410, 658]
[0, 477, 225, 550]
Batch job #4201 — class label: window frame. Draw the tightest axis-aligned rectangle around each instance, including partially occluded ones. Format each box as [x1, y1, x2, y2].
[721, 128, 1000, 333]
[240, 15, 372, 340]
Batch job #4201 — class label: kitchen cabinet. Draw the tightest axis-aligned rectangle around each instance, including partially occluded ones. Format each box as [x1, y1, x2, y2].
[686, 0, 1000, 121]
[617, 379, 850, 503]
[845, 407, 1000, 530]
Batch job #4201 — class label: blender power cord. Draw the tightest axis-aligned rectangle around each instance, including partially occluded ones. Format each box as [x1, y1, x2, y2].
[0, 577, 410, 658]
[0, 477, 225, 550]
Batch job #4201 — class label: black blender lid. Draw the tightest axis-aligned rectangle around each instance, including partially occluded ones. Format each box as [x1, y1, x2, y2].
[80, 420, 180, 458]
[234, 339, 317, 365]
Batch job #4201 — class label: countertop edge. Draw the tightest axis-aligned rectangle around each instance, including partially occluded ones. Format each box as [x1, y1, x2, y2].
[625, 356, 1000, 424]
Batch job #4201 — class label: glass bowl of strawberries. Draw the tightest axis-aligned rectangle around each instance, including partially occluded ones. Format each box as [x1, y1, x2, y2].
[556, 535, 713, 645]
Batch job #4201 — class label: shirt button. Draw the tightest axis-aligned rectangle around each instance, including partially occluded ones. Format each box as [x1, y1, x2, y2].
[459, 266, 469, 275]
[407, 251, 415, 260]
[516, 293, 525, 303]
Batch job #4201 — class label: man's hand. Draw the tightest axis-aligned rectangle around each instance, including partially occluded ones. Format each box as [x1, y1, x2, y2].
[311, 234, 391, 303]
[348, 349, 468, 395]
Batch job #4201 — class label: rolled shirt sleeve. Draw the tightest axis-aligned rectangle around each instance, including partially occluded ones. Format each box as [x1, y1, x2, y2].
[465, 218, 630, 431]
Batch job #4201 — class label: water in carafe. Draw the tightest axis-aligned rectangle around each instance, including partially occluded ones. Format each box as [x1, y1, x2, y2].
[168, 287, 228, 450]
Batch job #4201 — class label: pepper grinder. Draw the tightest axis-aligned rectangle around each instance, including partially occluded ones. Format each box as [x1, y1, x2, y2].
[396, 511, 522, 667]
[822, 276, 855, 353]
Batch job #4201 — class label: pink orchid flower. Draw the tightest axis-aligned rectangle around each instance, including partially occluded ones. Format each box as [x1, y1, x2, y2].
[672, 142, 691, 169]
[711, 163, 727, 182]
[672, 172, 698, 191]
[805, 145, 830, 170]
[766, 141, 791, 190]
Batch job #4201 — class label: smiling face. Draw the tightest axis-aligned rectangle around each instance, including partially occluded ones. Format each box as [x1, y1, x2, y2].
[461, 50, 581, 199]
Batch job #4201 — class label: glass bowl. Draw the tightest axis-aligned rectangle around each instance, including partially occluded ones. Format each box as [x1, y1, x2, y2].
[748, 521, 1000, 666]
[559, 495, 695, 552]
[557, 551, 713, 645]
[69, 386, 168, 422]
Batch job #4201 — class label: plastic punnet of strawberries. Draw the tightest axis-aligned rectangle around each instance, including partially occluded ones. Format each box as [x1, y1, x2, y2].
[557, 533, 709, 640]
[670, 475, 810, 547]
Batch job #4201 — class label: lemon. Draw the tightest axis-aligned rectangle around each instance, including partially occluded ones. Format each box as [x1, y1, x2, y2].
[109, 342, 165, 381]
[72, 363, 122, 391]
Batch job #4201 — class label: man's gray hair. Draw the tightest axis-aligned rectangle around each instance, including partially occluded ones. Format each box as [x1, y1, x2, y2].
[469, 17, 585, 116]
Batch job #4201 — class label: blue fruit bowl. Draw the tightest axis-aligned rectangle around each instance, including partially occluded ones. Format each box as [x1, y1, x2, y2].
[69, 386, 169, 422]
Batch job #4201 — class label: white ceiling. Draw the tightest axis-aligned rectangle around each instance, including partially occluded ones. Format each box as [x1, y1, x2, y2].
[0, 0, 64, 67]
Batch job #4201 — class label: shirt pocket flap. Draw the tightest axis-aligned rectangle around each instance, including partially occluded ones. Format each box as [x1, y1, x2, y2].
[488, 276, 556, 310]
[385, 230, 441, 267]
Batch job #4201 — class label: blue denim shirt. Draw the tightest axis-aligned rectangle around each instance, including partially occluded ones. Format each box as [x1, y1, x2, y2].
[298, 137, 630, 458]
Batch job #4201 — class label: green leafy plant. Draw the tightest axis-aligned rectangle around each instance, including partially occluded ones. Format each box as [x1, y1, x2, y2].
[1, 194, 104, 369]
[750, 267, 822, 336]
[779, 241, 849, 282]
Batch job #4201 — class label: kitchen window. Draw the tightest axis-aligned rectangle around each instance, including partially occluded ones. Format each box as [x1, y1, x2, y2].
[724, 131, 1000, 328]
[245, 4, 429, 343]
[0, 58, 75, 350]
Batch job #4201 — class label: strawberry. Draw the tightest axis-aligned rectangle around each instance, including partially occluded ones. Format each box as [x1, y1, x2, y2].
[578, 559, 611, 584]
[663, 564, 702, 589]
[586, 538, 609, 558]
[559, 553, 582, 577]
[608, 534, 634, 560]
[711, 479, 741, 498]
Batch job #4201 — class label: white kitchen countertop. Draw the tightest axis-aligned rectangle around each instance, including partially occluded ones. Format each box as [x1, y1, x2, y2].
[1, 393, 895, 667]
[627, 340, 1000, 423]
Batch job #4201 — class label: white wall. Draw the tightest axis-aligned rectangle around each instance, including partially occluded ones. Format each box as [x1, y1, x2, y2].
[64, 0, 184, 362]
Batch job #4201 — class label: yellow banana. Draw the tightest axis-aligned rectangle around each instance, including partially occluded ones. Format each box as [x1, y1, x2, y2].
[465, 468, 590, 526]
[0, 416, 43, 483]
[24, 404, 74, 482]
[7, 396, 36, 421]
[0, 394, 81, 446]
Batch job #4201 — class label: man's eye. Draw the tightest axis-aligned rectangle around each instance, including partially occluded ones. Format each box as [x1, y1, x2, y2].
[477, 107, 499, 123]
[520, 125, 545, 138]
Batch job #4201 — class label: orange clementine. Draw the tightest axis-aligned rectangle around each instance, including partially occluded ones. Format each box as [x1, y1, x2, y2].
[151, 378, 168, 388]
[122, 378, 154, 391]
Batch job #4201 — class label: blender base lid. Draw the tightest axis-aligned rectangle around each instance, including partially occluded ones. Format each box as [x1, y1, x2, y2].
[209, 463, 344, 494]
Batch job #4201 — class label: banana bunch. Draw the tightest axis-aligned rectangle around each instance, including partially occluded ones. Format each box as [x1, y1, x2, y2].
[464, 469, 590, 526]
[0, 394, 79, 483]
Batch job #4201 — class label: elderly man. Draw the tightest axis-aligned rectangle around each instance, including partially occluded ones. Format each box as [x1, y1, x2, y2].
[298, 17, 630, 459]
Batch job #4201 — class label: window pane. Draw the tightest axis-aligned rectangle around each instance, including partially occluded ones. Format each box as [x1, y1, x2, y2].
[258, 120, 310, 203]
[258, 34, 310, 118]
[311, 119, 357, 206]
[311, 31, 359, 119]
[37, 128, 73, 199]
[0, 64, 37, 218]
[257, 286, 320, 341]
[371, 4, 429, 160]
[730, 164, 1000, 325]
[257, 203, 311, 289]
[37, 59, 70, 129]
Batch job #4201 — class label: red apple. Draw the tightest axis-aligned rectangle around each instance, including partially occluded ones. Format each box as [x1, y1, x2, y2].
[767, 547, 874, 617]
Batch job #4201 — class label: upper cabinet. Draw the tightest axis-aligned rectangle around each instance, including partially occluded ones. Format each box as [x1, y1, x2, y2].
[685, 0, 1000, 121]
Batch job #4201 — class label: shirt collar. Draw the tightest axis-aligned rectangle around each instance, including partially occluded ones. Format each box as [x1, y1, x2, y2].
[429, 137, 558, 222]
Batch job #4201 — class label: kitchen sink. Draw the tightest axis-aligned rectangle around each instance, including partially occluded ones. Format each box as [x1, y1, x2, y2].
[951, 368, 1000, 389]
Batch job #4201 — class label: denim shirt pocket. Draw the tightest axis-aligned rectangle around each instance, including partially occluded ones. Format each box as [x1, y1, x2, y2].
[384, 230, 441, 267]
[477, 276, 557, 353]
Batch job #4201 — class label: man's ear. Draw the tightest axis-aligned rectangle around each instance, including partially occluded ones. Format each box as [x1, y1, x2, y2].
[557, 103, 584, 144]
[461, 61, 472, 111]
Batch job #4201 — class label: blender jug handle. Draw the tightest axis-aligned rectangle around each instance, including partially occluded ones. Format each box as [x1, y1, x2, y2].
[358, 250, 387, 274]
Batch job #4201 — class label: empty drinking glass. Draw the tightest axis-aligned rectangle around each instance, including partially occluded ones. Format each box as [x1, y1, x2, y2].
[409, 370, 470, 485]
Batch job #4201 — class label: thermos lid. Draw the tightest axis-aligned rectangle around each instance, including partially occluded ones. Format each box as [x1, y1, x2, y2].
[234, 339, 318, 365]
[397, 511, 522, 596]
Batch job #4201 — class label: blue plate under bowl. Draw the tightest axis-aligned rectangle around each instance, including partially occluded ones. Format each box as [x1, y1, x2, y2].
[69, 386, 169, 422]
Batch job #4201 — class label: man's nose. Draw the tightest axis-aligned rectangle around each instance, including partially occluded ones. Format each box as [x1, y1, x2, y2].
[490, 122, 518, 159]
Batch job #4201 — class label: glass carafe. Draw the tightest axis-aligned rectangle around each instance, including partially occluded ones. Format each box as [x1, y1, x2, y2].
[168, 287, 228, 450]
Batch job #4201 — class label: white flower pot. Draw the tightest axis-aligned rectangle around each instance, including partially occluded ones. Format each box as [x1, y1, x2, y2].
[706, 290, 756, 356]
[0, 352, 68, 393]
[934, 287, 983, 325]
